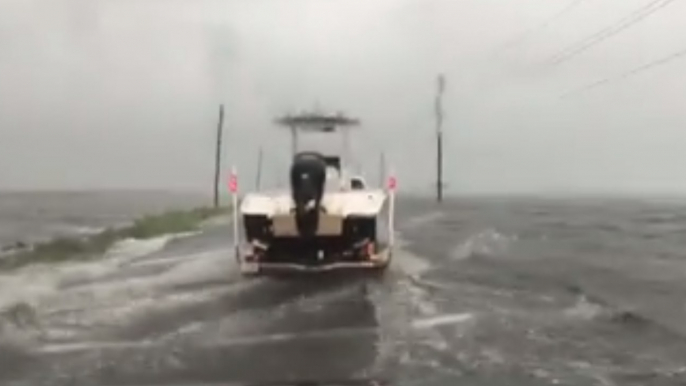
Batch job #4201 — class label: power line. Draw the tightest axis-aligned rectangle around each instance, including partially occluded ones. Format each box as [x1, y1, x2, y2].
[546, 0, 673, 65]
[560, 46, 686, 98]
[491, 0, 586, 56]
[545, 0, 678, 66]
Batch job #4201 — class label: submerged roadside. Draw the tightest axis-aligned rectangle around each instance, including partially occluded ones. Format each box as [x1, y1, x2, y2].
[0, 206, 231, 270]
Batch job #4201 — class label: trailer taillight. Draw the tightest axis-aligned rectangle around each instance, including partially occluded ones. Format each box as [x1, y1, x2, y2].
[366, 242, 375, 256]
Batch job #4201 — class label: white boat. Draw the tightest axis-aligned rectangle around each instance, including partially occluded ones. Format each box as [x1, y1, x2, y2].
[230, 111, 396, 276]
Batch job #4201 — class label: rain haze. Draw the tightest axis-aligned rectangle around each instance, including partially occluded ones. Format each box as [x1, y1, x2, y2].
[6, 2, 686, 386]
[2, 0, 686, 194]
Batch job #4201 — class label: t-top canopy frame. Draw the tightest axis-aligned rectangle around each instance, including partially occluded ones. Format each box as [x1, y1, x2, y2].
[274, 111, 361, 158]
[275, 112, 360, 132]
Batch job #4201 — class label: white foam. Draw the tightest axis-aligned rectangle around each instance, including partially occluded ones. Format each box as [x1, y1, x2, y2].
[403, 212, 446, 229]
[451, 229, 514, 260]
[48, 244, 252, 335]
[38, 314, 473, 356]
[0, 232, 204, 342]
[564, 296, 604, 320]
[18, 228, 474, 360]
[402, 281, 438, 316]
[38, 324, 378, 354]
[105, 233, 196, 262]
[0, 272, 57, 311]
[54, 250, 234, 304]
[36, 311, 476, 355]
[80, 226, 107, 234]
[51, 234, 183, 289]
[38, 340, 156, 354]
[392, 247, 432, 277]
[153, 249, 234, 285]
[412, 313, 474, 329]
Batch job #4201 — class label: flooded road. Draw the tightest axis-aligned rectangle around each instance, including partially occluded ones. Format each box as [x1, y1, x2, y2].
[2, 198, 686, 385]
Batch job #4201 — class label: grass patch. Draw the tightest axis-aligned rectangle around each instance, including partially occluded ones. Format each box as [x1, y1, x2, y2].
[0, 206, 230, 270]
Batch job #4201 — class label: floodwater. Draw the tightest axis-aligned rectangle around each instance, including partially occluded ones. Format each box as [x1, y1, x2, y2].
[0, 191, 209, 250]
[1, 195, 686, 385]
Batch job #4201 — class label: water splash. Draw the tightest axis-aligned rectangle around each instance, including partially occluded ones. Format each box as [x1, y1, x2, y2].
[0, 232, 200, 346]
[564, 296, 604, 320]
[412, 313, 474, 329]
[402, 212, 446, 229]
[451, 229, 515, 260]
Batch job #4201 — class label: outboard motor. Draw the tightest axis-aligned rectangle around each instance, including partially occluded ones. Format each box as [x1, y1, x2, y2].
[289, 151, 327, 237]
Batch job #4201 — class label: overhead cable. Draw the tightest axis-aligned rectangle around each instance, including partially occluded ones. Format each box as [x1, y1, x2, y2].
[490, 0, 587, 56]
[545, 0, 678, 66]
[560, 46, 686, 98]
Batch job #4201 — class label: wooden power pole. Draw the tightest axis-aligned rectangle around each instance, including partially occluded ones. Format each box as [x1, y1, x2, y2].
[213, 104, 224, 208]
[435, 74, 446, 202]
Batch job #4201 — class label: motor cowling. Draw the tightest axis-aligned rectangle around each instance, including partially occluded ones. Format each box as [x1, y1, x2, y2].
[289, 151, 327, 236]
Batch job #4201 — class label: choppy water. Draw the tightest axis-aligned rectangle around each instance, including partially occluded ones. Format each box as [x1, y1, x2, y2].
[1, 195, 686, 385]
[0, 191, 209, 250]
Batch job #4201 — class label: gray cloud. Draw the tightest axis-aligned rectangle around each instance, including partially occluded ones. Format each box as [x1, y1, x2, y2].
[1, 0, 686, 195]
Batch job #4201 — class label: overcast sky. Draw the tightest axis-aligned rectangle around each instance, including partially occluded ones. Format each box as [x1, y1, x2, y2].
[1, 0, 686, 195]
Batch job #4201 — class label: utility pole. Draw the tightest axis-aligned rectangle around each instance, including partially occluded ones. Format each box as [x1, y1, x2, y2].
[213, 104, 224, 208]
[255, 146, 263, 191]
[290, 125, 298, 157]
[435, 74, 446, 202]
